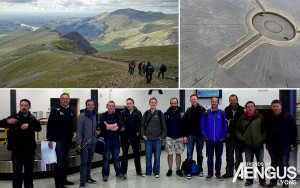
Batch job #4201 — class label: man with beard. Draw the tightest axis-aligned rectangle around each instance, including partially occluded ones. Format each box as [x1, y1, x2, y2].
[120, 98, 145, 177]
[222, 94, 244, 180]
[0, 99, 41, 188]
[164, 97, 184, 177]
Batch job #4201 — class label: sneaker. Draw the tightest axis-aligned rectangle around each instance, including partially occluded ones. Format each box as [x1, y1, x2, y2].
[222, 173, 233, 178]
[79, 183, 85, 188]
[117, 174, 126, 180]
[206, 174, 213, 181]
[245, 181, 253, 186]
[186, 174, 192, 179]
[267, 182, 277, 187]
[237, 176, 243, 181]
[176, 170, 183, 177]
[198, 172, 203, 177]
[260, 181, 267, 187]
[103, 176, 108, 182]
[155, 174, 159, 178]
[216, 175, 224, 181]
[166, 170, 172, 177]
[137, 172, 146, 177]
[64, 180, 74, 185]
[86, 178, 97, 184]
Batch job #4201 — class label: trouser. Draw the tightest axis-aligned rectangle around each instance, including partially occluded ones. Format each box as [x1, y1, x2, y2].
[80, 143, 96, 184]
[145, 140, 162, 175]
[158, 71, 164, 78]
[102, 140, 122, 177]
[121, 137, 142, 174]
[186, 135, 204, 173]
[54, 140, 71, 188]
[146, 73, 153, 83]
[12, 151, 35, 188]
[244, 144, 265, 183]
[225, 138, 243, 175]
[206, 140, 224, 176]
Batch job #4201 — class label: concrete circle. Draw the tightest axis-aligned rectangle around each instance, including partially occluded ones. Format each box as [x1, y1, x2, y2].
[253, 12, 295, 41]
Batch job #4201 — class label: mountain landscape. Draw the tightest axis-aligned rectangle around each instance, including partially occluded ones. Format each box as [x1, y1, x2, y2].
[0, 9, 178, 88]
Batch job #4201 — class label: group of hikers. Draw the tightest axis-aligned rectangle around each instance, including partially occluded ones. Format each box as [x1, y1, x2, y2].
[128, 61, 167, 84]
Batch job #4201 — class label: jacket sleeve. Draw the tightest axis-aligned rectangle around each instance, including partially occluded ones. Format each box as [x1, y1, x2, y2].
[0, 118, 9, 128]
[28, 117, 41, 133]
[99, 114, 106, 131]
[288, 114, 298, 147]
[201, 112, 207, 139]
[222, 112, 228, 140]
[46, 108, 57, 141]
[236, 117, 243, 142]
[182, 109, 188, 137]
[76, 114, 84, 145]
[140, 111, 146, 137]
[116, 114, 122, 131]
[138, 111, 142, 134]
[160, 112, 167, 138]
[260, 116, 268, 142]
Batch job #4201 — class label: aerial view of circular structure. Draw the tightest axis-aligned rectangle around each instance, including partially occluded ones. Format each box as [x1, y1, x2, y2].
[180, 0, 300, 88]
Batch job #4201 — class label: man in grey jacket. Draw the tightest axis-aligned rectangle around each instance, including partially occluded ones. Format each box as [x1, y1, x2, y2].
[76, 99, 100, 188]
[141, 97, 167, 178]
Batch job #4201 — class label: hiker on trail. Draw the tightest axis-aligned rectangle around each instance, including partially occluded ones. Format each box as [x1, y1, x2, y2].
[145, 61, 154, 84]
[129, 61, 135, 76]
[158, 63, 167, 79]
[138, 62, 142, 75]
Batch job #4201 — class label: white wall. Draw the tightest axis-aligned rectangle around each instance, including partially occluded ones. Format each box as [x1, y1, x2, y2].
[0, 89, 11, 118]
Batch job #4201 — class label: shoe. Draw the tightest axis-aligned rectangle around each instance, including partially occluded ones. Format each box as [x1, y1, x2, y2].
[267, 182, 277, 187]
[216, 175, 224, 181]
[282, 185, 289, 188]
[198, 171, 203, 177]
[117, 174, 126, 180]
[186, 174, 192, 179]
[260, 182, 267, 187]
[206, 174, 213, 181]
[79, 183, 85, 188]
[245, 181, 253, 186]
[58, 186, 66, 188]
[176, 170, 183, 177]
[237, 176, 243, 181]
[166, 170, 172, 176]
[103, 176, 108, 182]
[86, 178, 97, 184]
[222, 173, 233, 178]
[137, 172, 146, 177]
[155, 174, 159, 178]
[64, 180, 74, 185]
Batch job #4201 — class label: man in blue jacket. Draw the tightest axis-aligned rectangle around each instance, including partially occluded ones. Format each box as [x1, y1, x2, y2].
[99, 101, 125, 182]
[201, 97, 228, 181]
[164, 97, 184, 177]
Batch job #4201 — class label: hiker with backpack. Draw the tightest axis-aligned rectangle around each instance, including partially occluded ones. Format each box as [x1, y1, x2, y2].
[201, 97, 228, 181]
[145, 61, 154, 83]
[158, 63, 167, 79]
[129, 61, 135, 76]
[76, 99, 101, 188]
[182, 94, 206, 179]
[236, 101, 267, 187]
[164, 97, 184, 177]
[0, 99, 41, 188]
[99, 101, 126, 182]
[265, 99, 297, 188]
[141, 97, 167, 178]
[120, 98, 145, 178]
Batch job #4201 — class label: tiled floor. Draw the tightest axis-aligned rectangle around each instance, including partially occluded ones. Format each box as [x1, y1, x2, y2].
[0, 145, 299, 188]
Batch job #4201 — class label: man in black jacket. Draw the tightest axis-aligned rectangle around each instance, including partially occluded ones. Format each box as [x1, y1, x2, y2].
[120, 98, 144, 177]
[0, 99, 41, 188]
[222, 94, 244, 179]
[47, 93, 75, 188]
[266, 99, 297, 188]
[182, 94, 206, 179]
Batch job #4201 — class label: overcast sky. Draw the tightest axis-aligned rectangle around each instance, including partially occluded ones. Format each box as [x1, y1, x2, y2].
[0, 0, 178, 15]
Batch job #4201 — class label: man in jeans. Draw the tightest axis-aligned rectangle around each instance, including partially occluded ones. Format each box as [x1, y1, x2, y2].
[76, 99, 101, 188]
[182, 94, 206, 179]
[236, 101, 267, 187]
[266, 99, 297, 188]
[141, 97, 167, 178]
[99, 101, 126, 182]
[223, 94, 244, 180]
[201, 97, 228, 181]
[120, 98, 145, 177]
[47, 93, 75, 188]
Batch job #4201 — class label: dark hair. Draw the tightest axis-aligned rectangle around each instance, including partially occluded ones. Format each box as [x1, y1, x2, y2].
[190, 94, 197, 98]
[126, 98, 135, 104]
[60, 93, 70, 98]
[211, 97, 219, 103]
[271, 99, 282, 106]
[20, 99, 31, 107]
[149, 97, 157, 103]
[245, 101, 255, 108]
[229, 94, 238, 100]
[85, 99, 94, 106]
[170, 97, 178, 103]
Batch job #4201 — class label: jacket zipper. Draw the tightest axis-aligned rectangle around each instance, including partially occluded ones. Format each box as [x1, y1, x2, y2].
[213, 112, 216, 142]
